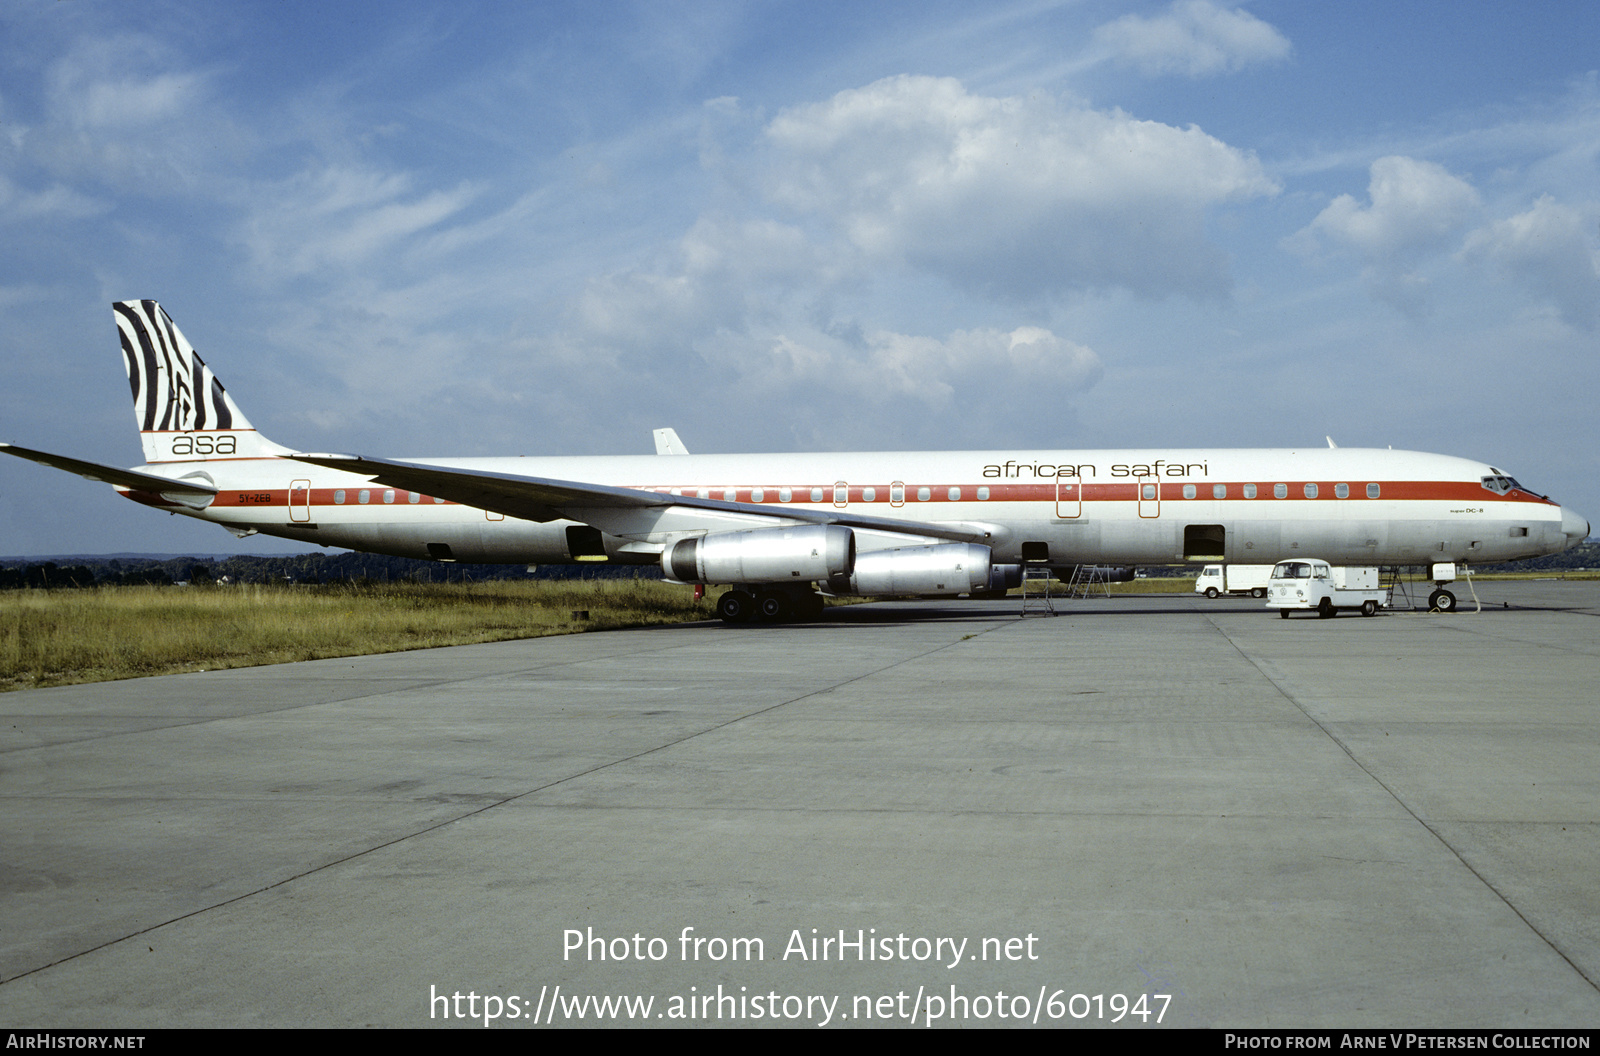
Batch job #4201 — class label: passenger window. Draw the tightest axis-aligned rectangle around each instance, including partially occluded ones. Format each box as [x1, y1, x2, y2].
[890, 482, 905, 506]
[976, 487, 989, 501]
[948, 487, 961, 501]
[1367, 483, 1380, 498]
[751, 488, 765, 503]
[1243, 484, 1257, 499]
[1304, 483, 1318, 498]
[334, 489, 345, 504]
[1335, 483, 1349, 499]
[1213, 484, 1226, 499]
[383, 489, 395, 504]
[408, 492, 420, 504]
[358, 489, 370, 504]
[917, 487, 931, 502]
[810, 487, 824, 502]
[1273, 483, 1287, 499]
[1142, 483, 1157, 500]
[779, 488, 792, 502]
[1182, 484, 1196, 499]
[862, 487, 876, 502]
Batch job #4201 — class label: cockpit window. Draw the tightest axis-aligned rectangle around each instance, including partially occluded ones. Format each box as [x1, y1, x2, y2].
[1481, 475, 1523, 495]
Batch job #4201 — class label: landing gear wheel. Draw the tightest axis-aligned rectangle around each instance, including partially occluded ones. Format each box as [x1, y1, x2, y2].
[1205, 587, 1219, 599]
[1429, 588, 1457, 613]
[1252, 587, 1267, 599]
[716, 590, 754, 624]
[756, 590, 789, 622]
[1279, 609, 1290, 619]
[795, 592, 826, 620]
[1361, 599, 1379, 617]
[1317, 597, 1336, 619]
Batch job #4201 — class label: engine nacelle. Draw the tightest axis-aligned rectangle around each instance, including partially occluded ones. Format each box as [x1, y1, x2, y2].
[664, 524, 855, 584]
[988, 563, 1022, 592]
[827, 543, 995, 596]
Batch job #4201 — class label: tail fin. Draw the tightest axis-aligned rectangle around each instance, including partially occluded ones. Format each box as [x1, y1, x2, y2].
[114, 300, 290, 464]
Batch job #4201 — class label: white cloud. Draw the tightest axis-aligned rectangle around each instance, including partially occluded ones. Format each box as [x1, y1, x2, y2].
[688, 324, 1102, 425]
[764, 75, 1277, 300]
[1462, 196, 1600, 330]
[863, 326, 1102, 405]
[573, 215, 824, 350]
[0, 174, 104, 223]
[45, 34, 208, 130]
[557, 212, 1104, 449]
[74, 72, 205, 129]
[237, 166, 478, 280]
[1287, 156, 1483, 317]
[16, 32, 241, 197]
[1093, 1, 1291, 78]
[1299, 156, 1481, 261]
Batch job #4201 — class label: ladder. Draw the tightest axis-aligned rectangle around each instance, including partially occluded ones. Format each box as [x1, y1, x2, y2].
[1020, 565, 1057, 616]
[1064, 564, 1115, 599]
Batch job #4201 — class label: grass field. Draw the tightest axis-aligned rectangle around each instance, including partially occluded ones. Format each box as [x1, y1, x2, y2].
[0, 579, 713, 692]
[5, 569, 1593, 692]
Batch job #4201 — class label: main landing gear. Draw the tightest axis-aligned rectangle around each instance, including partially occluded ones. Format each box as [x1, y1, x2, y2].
[715, 587, 826, 624]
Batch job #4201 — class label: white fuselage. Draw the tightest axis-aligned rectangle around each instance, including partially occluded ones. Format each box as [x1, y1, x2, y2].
[124, 446, 1582, 570]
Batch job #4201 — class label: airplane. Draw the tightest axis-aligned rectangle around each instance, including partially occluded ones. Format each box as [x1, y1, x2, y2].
[2, 300, 1589, 622]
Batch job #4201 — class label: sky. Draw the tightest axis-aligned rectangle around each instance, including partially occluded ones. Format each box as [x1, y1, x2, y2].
[1, 0, 1596, 557]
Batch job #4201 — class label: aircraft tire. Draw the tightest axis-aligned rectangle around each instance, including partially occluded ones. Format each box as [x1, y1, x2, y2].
[1205, 587, 1219, 599]
[717, 590, 754, 624]
[1429, 589, 1457, 613]
[1361, 600, 1379, 617]
[755, 590, 789, 622]
[1317, 597, 1336, 619]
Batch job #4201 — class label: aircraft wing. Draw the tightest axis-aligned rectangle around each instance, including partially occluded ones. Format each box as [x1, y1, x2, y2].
[288, 452, 990, 544]
[1, 442, 218, 498]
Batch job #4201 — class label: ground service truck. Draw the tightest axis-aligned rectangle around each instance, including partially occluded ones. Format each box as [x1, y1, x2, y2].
[1266, 561, 1387, 618]
[1194, 564, 1273, 599]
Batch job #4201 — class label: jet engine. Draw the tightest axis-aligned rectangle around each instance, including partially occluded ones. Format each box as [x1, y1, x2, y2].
[826, 543, 996, 596]
[664, 524, 855, 584]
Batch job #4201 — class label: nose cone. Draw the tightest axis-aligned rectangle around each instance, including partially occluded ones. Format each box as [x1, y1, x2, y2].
[1561, 506, 1591, 549]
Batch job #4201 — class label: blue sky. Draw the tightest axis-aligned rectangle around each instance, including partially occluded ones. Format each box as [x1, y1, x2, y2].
[1, 1, 1596, 556]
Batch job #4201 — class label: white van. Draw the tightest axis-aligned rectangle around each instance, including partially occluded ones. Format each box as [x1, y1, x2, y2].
[1266, 561, 1385, 618]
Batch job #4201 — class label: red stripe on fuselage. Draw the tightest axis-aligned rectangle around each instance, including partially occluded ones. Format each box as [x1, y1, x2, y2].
[126, 480, 1557, 510]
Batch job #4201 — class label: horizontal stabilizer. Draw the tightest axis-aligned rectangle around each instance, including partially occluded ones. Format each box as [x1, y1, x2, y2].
[1, 442, 218, 497]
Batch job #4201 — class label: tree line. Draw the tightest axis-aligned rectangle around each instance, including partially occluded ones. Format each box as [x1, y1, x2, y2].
[2, 541, 1592, 591]
[0, 552, 661, 589]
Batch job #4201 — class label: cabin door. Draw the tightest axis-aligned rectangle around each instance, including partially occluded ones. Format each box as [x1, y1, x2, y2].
[289, 479, 311, 522]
